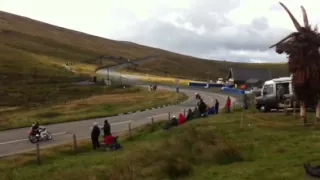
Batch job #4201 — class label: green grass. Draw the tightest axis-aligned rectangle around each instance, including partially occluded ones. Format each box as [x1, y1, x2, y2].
[0, 86, 187, 130]
[1, 110, 317, 180]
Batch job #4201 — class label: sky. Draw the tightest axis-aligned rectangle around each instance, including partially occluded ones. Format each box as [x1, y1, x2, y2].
[0, 0, 319, 63]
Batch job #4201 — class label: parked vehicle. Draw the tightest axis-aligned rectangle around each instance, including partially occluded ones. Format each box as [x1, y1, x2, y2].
[255, 76, 300, 112]
[28, 125, 53, 143]
[216, 78, 224, 84]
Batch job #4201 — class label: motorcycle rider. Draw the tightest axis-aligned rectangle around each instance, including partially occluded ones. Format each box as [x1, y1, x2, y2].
[195, 92, 201, 100]
[32, 122, 41, 137]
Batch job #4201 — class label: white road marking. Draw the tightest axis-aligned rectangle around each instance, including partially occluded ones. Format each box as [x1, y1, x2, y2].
[148, 113, 168, 118]
[111, 120, 131, 126]
[0, 132, 68, 145]
[0, 138, 28, 145]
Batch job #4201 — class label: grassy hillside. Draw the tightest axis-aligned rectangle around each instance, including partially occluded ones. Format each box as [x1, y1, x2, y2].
[0, 11, 288, 83]
[1, 111, 316, 180]
[0, 11, 288, 110]
[122, 54, 288, 81]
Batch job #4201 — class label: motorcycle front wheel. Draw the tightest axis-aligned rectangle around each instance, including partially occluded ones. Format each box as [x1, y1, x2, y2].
[28, 135, 39, 143]
[46, 132, 53, 140]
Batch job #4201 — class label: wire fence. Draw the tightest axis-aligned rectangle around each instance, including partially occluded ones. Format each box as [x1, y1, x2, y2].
[32, 96, 245, 165]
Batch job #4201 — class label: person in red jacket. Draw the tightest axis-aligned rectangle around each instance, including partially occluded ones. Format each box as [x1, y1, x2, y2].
[178, 113, 186, 125]
[104, 134, 113, 149]
[225, 96, 231, 113]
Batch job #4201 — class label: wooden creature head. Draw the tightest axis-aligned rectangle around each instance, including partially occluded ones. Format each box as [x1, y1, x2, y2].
[269, 3, 320, 57]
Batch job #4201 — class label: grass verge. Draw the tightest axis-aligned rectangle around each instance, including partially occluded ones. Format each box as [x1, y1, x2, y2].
[118, 69, 193, 86]
[1, 110, 317, 179]
[0, 86, 187, 130]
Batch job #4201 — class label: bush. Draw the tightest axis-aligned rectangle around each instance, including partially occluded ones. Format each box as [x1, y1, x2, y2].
[104, 125, 244, 179]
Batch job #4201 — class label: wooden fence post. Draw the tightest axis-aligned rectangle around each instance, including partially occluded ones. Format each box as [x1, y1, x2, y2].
[151, 117, 154, 131]
[240, 110, 243, 128]
[36, 142, 41, 165]
[293, 100, 296, 116]
[73, 134, 77, 154]
[128, 122, 132, 140]
[168, 112, 171, 121]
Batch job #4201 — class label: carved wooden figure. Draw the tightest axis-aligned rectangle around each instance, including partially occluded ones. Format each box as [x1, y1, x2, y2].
[269, 2, 320, 125]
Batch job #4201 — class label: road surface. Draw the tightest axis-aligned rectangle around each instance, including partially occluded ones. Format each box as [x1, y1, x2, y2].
[0, 60, 235, 158]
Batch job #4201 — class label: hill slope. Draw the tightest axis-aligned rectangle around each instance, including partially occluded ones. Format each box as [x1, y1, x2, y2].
[0, 11, 288, 83]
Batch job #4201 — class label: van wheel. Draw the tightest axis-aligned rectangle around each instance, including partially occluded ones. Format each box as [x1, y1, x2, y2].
[260, 106, 269, 112]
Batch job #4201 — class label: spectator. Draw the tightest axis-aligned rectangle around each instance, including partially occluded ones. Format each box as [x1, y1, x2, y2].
[243, 94, 248, 109]
[215, 99, 220, 114]
[195, 92, 201, 100]
[186, 109, 193, 121]
[104, 134, 113, 149]
[170, 115, 178, 126]
[103, 119, 111, 136]
[91, 122, 101, 150]
[193, 107, 200, 118]
[225, 96, 231, 113]
[163, 115, 178, 130]
[178, 113, 186, 125]
[207, 106, 216, 115]
[198, 99, 207, 116]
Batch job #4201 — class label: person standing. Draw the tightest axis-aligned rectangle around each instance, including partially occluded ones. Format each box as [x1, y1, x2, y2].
[91, 122, 101, 150]
[215, 99, 220, 114]
[243, 94, 248, 109]
[103, 119, 111, 136]
[225, 96, 231, 113]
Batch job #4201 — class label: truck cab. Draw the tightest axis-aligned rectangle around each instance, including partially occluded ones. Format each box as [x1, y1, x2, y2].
[255, 77, 297, 112]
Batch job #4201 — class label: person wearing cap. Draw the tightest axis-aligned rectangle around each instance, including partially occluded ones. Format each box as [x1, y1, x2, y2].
[91, 122, 101, 150]
[170, 115, 178, 126]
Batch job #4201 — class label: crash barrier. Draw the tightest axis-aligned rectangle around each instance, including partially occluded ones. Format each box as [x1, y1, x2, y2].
[188, 81, 227, 88]
[188, 81, 208, 87]
[32, 100, 243, 165]
[222, 87, 245, 95]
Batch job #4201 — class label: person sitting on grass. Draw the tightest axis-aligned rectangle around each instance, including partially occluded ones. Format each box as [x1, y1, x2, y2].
[163, 115, 178, 130]
[192, 107, 200, 118]
[207, 106, 216, 115]
[186, 109, 193, 121]
[104, 135, 121, 150]
[198, 99, 208, 116]
[178, 113, 186, 125]
[104, 134, 113, 149]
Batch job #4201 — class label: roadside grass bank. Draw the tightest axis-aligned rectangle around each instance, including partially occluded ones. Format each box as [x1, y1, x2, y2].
[0, 86, 187, 130]
[1, 111, 317, 179]
[117, 69, 193, 86]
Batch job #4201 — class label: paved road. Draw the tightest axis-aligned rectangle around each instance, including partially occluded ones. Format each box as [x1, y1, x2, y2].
[0, 60, 235, 158]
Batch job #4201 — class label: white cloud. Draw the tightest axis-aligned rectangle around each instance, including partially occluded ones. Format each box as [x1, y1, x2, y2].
[0, 0, 318, 63]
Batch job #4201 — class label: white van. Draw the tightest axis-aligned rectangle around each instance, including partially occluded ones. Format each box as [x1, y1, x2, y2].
[255, 76, 297, 112]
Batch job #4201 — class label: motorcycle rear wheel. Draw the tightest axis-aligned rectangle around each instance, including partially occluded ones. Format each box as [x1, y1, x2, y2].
[28, 135, 39, 143]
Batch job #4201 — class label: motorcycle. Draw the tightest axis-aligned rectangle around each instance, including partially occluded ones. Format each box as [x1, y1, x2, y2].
[28, 126, 53, 143]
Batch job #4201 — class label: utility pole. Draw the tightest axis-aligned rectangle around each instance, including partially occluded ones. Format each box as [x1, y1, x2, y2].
[107, 67, 110, 82]
[206, 72, 211, 82]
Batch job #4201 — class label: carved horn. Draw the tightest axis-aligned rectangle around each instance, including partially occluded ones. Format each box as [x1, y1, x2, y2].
[269, 32, 298, 48]
[279, 2, 302, 32]
[300, 6, 309, 27]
